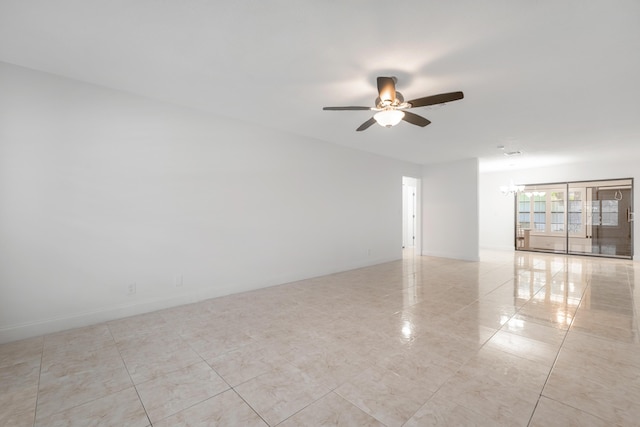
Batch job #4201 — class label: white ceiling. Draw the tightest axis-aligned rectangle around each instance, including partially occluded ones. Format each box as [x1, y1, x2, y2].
[1, 0, 639, 171]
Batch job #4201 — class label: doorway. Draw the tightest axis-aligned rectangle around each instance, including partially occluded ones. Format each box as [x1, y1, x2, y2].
[402, 176, 420, 254]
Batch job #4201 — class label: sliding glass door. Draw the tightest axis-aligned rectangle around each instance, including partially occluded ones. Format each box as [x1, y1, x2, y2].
[515, 178, 633, 259]
[567, 179, 633, 257]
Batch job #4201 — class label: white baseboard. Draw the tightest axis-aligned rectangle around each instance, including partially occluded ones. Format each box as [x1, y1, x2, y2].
[0, 285, 238, 344]
[480, 245, 516, 252]
[0, 256, 402, 344]
[421, 250, 480, 262]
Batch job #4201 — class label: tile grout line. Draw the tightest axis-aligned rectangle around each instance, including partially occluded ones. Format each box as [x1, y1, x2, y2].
[31, 336, 45, 427]
[525, 263, 590, 427]
[396, 260, 515, 426]
[107, 324, 153, 427]
[272, 388, 335, 426]
[230, 385, 273, 426]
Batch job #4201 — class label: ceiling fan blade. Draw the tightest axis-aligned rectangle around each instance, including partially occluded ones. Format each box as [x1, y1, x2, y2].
[407, 91, 464, 108]
[323, 106, 372, 111]
[402, 111, 431, 127]
[356, 117, 376, 131]
[377, 77, 397, 104]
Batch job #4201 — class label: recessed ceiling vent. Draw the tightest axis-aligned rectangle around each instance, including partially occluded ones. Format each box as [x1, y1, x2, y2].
[503, 150, 523, 157]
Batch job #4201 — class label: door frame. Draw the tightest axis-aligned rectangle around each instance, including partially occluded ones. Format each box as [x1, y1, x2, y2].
[402, 176, 422, 254]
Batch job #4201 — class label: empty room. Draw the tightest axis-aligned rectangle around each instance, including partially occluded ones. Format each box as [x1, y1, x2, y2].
[1, 1, 639, 426]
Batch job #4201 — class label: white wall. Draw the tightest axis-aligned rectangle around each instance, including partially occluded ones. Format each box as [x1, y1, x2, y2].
[422, 158, 479, 261]
[0, 62, 421, 343]
[480, 161, 640, 251]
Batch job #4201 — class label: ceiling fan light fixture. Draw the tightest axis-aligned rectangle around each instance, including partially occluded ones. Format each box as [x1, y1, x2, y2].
[322, 76, 463, 131]
[374, 110, 405, 127]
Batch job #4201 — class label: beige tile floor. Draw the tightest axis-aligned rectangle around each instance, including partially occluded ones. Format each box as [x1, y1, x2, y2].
[1, 250, 639, 426]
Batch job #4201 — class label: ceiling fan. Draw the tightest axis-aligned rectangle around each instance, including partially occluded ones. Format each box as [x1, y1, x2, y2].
[323, 76, 464, 131]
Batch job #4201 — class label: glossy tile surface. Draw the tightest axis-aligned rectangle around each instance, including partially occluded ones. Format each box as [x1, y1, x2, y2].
[152, 389, 267, 426]
[279, 392, 383, 426]
[0, 249, 639, 426]
[136, 361, 229, 424]
[34, 387, 148, 427]
[234, 364, 331, 425]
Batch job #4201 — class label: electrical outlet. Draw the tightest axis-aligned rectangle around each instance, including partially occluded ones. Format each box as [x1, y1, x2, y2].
[175, 275, 183, 287]
[127, 283, 136, 295]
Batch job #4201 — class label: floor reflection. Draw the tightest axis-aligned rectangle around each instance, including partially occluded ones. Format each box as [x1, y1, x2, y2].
[2, 249, 638, 426]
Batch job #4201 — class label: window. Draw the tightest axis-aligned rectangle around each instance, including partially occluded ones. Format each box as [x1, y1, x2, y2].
[533, 193, 546, 232]
[567, 191, 582, 233]
[516, 189, 566, 234]
[601, 200, 619, 226]
[518, 193, 531, 229]
[550, 191, 565, 232]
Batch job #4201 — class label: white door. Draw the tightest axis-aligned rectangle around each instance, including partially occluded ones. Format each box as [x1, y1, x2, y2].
[403, 177, 418, 248]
